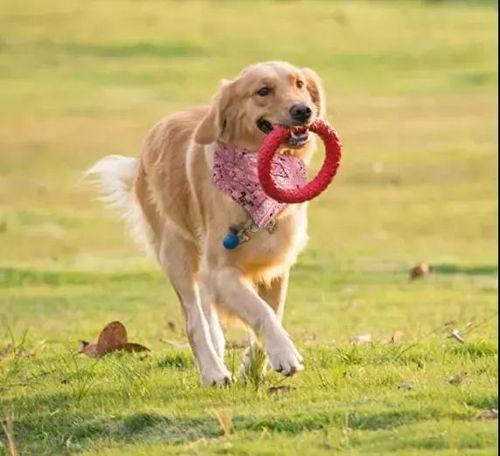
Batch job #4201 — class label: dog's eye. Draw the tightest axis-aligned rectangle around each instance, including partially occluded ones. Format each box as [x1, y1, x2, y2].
[296, 80, 304, 89]
[256, 86, 272, 97]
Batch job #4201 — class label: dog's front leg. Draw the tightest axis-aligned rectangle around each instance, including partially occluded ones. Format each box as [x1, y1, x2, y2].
[215, 267, 303, 376]
[241, 271, 291, 375]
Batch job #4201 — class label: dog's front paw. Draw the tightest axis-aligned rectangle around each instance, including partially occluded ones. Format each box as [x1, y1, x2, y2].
[201, 365, 233, 387]
[266, 338, 303, 377]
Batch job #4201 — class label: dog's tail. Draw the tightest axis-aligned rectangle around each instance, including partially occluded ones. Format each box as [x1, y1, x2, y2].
[83, 155, 155, 256]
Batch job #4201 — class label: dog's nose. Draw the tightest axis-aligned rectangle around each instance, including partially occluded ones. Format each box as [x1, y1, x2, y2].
[289, 104, 312, 124]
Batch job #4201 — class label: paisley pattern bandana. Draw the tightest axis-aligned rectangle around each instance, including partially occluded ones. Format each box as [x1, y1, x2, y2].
[212, 142, 306, 229]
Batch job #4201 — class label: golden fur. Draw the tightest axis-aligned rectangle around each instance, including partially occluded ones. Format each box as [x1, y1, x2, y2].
[87, 61, 326, 385]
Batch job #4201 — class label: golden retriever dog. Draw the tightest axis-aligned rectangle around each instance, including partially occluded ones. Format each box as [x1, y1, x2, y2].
[87, 61, 325, 385]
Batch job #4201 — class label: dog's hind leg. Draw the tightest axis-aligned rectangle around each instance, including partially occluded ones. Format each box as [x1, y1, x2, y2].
[198, 273, 226, 360]
[158, 226, 231, 386]
[258, 271, 290, 323]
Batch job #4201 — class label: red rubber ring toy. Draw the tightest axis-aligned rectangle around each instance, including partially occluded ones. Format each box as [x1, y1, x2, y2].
[258, 119, 342, 204]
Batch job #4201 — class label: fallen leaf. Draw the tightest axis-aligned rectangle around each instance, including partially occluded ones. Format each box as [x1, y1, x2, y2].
[96, 321, 127, 356]
[390, 330, 405, 344]
[121, 343, 149, 353]
[448, 372, 469, 385]
[351, 334, 372, 345]
[78, 340, 98, 357]
[474, 409, 498, 420]
[447, 328, 465, 344]
[396, 380, 413, 390]
[409, 263, 431, 280]
[78, 321, 149, 357]
[267, 385, 296, 395]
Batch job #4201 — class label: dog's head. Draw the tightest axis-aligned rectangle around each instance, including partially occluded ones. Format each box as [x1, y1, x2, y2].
[194, 61, 326, 153]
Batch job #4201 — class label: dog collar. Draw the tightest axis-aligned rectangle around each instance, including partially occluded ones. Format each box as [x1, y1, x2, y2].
[212, 141, 306, 229]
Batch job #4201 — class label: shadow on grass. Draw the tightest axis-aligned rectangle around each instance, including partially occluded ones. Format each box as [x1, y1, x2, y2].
[295, 262, 498, 280]
[12, 410, 218, 455]
[9, 401, 452, 455]
[2, 260, 495, 289]
[431, 264, 498, 276]
[0, 267, 162, 288]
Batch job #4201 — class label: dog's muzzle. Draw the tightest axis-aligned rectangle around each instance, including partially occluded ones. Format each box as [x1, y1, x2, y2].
[257, 118, 310, 148]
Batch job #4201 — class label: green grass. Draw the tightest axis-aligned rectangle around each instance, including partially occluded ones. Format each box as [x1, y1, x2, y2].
[0, 0, 497, 454]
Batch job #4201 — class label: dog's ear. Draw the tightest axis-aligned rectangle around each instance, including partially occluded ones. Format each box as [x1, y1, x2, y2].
[302, 68, 326, 118]
[194, 79, 232, 145]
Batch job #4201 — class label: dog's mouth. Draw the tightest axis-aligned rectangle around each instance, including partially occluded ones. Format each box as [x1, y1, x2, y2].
[257, 119, 310, 149]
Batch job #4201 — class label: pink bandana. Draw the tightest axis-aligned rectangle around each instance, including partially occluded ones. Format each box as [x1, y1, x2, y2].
[212, 142, 306, 228]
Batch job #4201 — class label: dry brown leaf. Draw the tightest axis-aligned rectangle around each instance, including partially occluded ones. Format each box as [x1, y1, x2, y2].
[396, 380, 413, 391]
[448, 372, 469, 385]
[96, 321, 127, 356]
[78, 340, 99, 357]
[78, 321, 149, 357]
[409, 263, 431, 280]
[474, 409, 498, 420]
[121, 343, 150, 353]
[351, 333, 372, 345]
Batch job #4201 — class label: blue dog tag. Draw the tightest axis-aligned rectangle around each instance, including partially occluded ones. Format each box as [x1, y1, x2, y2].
[223, 233, 240, 250]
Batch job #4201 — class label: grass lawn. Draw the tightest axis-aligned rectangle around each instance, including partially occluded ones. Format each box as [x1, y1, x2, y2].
[0, 0, 497, 454]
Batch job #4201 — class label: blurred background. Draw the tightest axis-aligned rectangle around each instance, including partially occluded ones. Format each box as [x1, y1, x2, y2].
[0, 0, 497, 343]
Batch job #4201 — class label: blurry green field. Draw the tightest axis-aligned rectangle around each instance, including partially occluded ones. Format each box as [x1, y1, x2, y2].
[0, 0, 497, 455]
